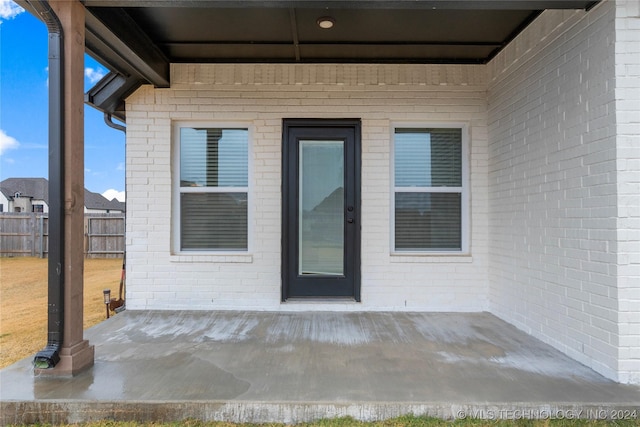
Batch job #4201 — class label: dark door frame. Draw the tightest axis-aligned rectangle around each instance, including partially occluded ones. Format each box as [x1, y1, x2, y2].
[281, 118, 361, 302]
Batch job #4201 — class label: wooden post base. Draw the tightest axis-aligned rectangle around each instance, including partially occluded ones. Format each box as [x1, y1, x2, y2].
[34, 340, 94, 377]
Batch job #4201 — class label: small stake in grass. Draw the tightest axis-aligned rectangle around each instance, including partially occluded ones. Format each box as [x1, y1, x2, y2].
[103, 289, 111, 319]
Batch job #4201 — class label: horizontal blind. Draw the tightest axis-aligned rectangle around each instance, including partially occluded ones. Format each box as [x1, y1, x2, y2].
[395, 128, 461, 187]
[395, 192, 461, 250]
[181, 193, 248, 250]
[180, 128, 248, 187]
[178, 127, 249, 251]
[394, 128, 463, 251]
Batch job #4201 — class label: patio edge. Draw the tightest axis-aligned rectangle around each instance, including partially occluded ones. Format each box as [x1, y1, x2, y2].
[2, 401, 639, 424]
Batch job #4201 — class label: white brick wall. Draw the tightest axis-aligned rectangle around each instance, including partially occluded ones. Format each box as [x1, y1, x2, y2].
[615, 0, 640, 385]
[126, 63, 489, 313]
[124, 1, 639, 384]
[487, 0, 640, 383]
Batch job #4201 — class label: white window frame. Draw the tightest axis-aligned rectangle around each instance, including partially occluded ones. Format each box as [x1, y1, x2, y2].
[390, 123, 470, 255]
[172, 121, 253, 255]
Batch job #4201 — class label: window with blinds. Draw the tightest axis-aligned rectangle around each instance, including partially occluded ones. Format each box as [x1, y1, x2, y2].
[178, 127, 248, 251]
[393, 128, 464, 252]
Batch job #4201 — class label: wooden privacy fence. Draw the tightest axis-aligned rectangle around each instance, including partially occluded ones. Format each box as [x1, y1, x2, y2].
[0, 213, 125, 258]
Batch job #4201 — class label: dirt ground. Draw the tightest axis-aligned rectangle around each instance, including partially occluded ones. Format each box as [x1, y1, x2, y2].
[0, 257, 123, 369]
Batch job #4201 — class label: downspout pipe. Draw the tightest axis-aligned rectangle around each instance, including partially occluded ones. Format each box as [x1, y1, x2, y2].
[103, 113, 126, 314]
[104, 113, 126, 133]
[29, 0, 65, 369]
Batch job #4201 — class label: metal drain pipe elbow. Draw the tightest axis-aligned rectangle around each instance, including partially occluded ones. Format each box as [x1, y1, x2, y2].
[104, 113, 126, 133]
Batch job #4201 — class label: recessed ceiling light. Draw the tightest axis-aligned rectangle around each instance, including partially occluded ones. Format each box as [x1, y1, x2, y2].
[317, 16, 335, 29]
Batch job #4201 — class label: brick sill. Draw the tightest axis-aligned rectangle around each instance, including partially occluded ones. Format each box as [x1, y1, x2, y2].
[390, 253, 473, 263]
[170, 254, 253, 263]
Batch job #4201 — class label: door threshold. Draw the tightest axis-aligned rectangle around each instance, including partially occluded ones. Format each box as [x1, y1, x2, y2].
[283, 297, 359, 304]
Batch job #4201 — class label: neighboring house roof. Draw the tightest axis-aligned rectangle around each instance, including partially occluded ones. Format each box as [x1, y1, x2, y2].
[0, 177, 48, 202]
[0, 178, 125, 212]
[85, 189, 125, 212]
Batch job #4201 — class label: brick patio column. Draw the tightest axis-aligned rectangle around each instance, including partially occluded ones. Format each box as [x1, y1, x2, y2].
[44, 0, 94, 376]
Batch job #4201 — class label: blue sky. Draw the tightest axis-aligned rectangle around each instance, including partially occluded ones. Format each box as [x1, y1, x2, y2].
[1, 0, 125, 201]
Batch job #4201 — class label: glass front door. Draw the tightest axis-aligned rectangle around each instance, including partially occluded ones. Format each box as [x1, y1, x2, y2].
[282, 120, 361, 300]
[299, 140, 344, 276]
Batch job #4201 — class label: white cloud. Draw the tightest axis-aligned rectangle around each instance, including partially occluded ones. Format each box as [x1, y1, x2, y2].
[0, 0, 24, 23]
[102, 189, 125, 202]
[0, 129, 20, 155]
[85, 67, 106, 84]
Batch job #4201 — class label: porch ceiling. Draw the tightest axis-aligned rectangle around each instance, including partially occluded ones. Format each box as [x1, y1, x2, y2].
[18, 0, 599, 121]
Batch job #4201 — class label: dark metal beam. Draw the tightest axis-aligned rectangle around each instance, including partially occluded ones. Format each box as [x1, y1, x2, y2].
[82, 0, 599, 9]
[289, 8, 301, 61]
[85, 8, 170, 87]
[161, 41, 500, 64]
[16, 0, 169, 88]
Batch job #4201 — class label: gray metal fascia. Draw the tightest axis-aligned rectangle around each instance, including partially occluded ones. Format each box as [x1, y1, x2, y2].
[80, 0, 600, 10]
[85, 71, 140, 121]
[84, 8, 169, 88]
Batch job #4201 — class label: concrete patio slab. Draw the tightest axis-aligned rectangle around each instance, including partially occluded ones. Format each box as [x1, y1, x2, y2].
[1, 311, 639, 424]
